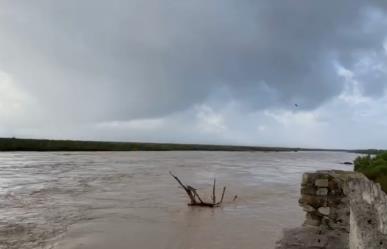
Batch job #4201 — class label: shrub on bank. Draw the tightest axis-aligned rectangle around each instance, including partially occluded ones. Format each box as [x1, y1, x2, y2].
[354, 152, 387, 193]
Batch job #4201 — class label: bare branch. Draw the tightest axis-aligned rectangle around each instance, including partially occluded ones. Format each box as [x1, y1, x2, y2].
[169, 171, 187, 191]
[170, 171, 196, 204]
[219, 187, 226, 204]
[191, 188, 205, 203]
[170, 172, 230, 208]
[212, 179, 216, 204]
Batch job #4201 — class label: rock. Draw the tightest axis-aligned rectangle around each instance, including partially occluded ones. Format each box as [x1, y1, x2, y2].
[302, 204, 316, 213]
[328, 179, 341, 192]
[318, 207, 330, 216]
[316, 188, 328, 196]
[301, 186, 317, 195]
[315, 179, 329, 188]
[301, 194, 326, 207]
[304, 214, 321, 227]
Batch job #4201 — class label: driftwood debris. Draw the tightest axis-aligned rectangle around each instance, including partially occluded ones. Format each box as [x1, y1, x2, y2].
[170, 171, 226, 207]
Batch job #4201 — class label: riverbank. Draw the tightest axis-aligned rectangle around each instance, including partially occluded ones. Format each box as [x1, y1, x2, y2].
[0, 137, 381, 153]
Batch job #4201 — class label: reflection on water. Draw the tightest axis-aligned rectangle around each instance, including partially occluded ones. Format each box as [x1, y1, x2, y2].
[0, 151, 357, 249]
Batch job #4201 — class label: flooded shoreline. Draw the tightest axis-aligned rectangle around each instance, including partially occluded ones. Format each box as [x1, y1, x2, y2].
[0, 151, 357, 249]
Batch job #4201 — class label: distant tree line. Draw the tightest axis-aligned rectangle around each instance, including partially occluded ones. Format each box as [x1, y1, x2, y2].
[0, 137, 297, 152]
[0, 137, 383, 154]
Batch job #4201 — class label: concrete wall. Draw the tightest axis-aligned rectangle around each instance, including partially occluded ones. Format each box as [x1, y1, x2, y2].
[348, 176, 387, 249]
[276, 170, 387, 249]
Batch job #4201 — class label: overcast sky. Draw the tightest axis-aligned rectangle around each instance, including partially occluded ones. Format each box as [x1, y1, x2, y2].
[0, 0, 386, 149]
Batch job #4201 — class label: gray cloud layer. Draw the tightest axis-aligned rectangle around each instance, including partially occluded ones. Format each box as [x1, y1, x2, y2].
[0, 1, 386, 147]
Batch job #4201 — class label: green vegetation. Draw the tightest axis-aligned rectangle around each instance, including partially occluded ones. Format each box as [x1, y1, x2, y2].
[354, 152, 387, 193]
[0, 137, 382, 154]
[0, 137, 298, 152]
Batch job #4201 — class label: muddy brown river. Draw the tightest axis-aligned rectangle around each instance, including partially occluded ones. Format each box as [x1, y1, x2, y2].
[0, 151, 358, 249]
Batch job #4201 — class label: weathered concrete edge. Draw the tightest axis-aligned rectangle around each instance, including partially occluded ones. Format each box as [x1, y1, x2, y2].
[276, 170, 387, 249]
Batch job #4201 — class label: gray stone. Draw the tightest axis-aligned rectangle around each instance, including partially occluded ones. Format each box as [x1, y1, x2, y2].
[301, 194, 326, 207]
[315, 179, 329, 187]
[304, 217, 321, 227]
[318, 207, 330, 216]
[302, 204, 316, 213]
[317, 188, 328, 196]
[301, 186, 317, 195]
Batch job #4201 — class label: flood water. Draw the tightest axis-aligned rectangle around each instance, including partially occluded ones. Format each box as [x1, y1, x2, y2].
[0, 151, 358, 249]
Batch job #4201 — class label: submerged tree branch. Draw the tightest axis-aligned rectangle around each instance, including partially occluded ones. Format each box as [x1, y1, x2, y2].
[169, 171, 228, 208]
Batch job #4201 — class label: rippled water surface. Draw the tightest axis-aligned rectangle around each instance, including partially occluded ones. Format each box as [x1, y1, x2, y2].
[0, 151, 358, 249]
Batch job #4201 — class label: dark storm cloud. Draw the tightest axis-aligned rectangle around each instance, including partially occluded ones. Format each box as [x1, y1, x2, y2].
[0, 0, 386, 122]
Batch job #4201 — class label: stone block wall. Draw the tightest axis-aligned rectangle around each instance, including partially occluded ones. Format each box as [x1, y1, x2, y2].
[276, 170, 387, 249]
[300, 171, 350, 230]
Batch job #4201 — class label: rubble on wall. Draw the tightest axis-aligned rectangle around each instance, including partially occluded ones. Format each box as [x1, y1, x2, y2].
[276, 170, 387, 249]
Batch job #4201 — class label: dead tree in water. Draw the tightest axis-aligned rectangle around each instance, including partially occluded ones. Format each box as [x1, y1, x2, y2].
[169, 171, 226, 207]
